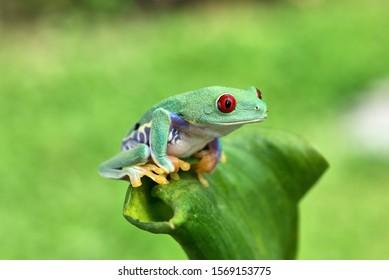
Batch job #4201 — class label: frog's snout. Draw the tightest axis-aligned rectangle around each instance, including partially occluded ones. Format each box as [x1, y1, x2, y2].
[255, 104, 268, 121]
[254, 103, 267, 113]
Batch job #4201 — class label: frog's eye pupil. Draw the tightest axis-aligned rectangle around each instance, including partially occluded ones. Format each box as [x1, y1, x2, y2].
[217, 94, 236, 113]
[225, 99, 232, 109]
[256, 88, 262, 100]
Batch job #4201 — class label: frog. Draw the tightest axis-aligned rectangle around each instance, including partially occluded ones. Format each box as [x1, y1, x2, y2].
[99, 86, 267, 187]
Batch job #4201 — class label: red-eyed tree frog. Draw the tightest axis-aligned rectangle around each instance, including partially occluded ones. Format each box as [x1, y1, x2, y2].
[99, 86, 268, 187]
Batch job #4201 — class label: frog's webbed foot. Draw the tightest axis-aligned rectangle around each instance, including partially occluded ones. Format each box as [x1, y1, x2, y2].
[192, 150, 226, 187]
[167, 156, 191, 181]
[123, 164, 169, 187]
[123, 158, 190, 187]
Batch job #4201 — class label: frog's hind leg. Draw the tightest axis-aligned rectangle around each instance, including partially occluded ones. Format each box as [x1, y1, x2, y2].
[98, 144, 168, 187]
[192, 138, 222, 187]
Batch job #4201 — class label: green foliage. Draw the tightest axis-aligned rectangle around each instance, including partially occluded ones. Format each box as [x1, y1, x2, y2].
[1, 0, 134, 20]
[123, 128, 328, 259]
[0, 0, 278, 21]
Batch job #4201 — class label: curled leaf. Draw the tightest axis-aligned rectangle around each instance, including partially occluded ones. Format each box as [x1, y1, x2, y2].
[123, 127, 328, 259]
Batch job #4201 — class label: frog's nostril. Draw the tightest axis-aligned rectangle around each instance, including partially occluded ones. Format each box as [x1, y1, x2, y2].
[255, 105, 259, 110]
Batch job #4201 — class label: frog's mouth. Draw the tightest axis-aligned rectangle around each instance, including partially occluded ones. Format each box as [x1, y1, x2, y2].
[217, 116, 267, 126]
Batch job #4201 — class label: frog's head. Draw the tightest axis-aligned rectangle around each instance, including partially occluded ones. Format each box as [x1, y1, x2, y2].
[181, 86, 268, 126]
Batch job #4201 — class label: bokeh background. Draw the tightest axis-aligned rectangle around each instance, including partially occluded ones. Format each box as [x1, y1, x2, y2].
[1, 0, 388, 259]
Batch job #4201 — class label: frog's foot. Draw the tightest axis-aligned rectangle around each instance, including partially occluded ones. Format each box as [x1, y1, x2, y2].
[167, 156, 191, 181]
[123, 164, 168, 187]
[192, 150, 220, 187]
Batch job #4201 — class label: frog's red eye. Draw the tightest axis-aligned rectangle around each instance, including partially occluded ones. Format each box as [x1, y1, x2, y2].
[217, 94, 236, 113]
[256, 88, 262, 100]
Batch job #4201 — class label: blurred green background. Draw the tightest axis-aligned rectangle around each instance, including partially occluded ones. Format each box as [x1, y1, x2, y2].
[1, 0, 388, 259]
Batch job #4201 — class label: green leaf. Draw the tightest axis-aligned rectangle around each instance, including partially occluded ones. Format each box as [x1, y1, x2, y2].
[123, 127, 328, 259]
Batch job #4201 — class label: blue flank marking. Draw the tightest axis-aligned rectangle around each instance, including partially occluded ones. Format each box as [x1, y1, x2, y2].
[168, 128, 180, 145]
[121, 122, 180, 151]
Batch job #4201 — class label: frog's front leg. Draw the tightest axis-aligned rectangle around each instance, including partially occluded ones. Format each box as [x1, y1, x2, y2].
[149, 108, 177, 173]
[149, 108, 192, 179]
[98, 143, 168, 187]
